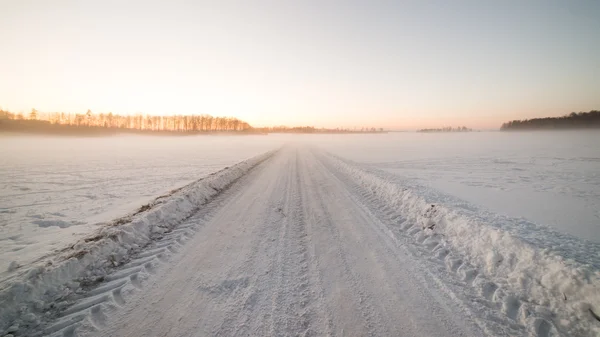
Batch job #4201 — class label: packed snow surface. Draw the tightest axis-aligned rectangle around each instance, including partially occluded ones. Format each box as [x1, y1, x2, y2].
[1, 132, 599, 336]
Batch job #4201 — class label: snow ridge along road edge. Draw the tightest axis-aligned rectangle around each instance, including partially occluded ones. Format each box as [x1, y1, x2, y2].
[0, 149, 278, 335]
[322, 151, 600, 337]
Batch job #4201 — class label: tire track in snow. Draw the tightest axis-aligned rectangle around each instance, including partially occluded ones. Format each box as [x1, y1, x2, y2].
[268, 148, 330, 336]
[296, 149, 335, 337]
[301, 149, 387, 337]
[269, 148, 315, 336]
[315, 150, 560, 337]
[178, 152, 289, 337]
[88, 149, 300, 337]
[20, 154, 277, 337]
[36, 207, 219, 337]
[208, 155, 291, 336]
[312, 150, 491, 336]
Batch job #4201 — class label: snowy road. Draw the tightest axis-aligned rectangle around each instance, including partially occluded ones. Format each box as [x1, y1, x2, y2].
[74, 146, 484, 336]
[12, 145, 598, 337]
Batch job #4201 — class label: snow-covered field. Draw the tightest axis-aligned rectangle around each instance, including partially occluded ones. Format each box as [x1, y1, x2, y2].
[315, 131, 600, 242]
[1, 132, 599, 336]
[0, 135, 284, 274]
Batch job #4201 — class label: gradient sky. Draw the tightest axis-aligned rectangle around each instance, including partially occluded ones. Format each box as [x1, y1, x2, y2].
[1, 0, 599, 129]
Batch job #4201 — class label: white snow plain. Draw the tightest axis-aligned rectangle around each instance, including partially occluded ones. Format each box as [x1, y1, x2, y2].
[1, 131, 599, 336]
[314, 130, 600, 242]
[0, 134, 283, 274]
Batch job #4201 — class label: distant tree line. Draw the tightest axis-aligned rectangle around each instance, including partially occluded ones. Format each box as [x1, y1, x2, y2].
[501, 111, 600, 130]
[0, 108, 387, 135]
[0, 109, 252, 132]
[417, 126, 472, 133]
[254, 126, 385, 134]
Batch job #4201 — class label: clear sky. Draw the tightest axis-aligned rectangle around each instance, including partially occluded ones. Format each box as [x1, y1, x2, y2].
[1, 0, 599, 129]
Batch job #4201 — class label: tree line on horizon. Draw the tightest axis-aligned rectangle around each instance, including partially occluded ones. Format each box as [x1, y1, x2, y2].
[501, 110, 600, 130]
[417, 126, 472, 133]
[0, 108, 386, 134]
[253, 126, 385, 133]
[0, 109, 252, 132]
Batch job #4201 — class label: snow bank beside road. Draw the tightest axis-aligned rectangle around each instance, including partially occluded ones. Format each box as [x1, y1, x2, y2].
[324, 152, 600, 337]
[0, 150, 276, 334]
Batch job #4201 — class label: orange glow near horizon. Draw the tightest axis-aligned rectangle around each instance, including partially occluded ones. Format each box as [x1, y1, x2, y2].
[1, 2, 599, 131]
[0, 106, 592, 131]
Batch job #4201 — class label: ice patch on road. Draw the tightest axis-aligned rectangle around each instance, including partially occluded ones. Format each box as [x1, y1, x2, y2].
[324, 152, 600, 337]
[0, 150, 276, 334]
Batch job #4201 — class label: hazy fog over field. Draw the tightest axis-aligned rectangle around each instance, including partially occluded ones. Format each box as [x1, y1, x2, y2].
[2, 131, 598, 274]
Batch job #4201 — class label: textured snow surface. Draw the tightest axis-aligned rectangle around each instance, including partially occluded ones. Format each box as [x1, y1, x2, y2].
[3, 145, 599, 337]
[1, 132, 599, 336]
[0, 135, 282, 273]
[313, 131, 600, 242]
[326, 152, 600, 336]
[0, 149, 276, 334]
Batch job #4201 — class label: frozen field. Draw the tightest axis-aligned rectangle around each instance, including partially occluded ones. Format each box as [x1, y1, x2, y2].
[1, 131, 599, 274]
[0, 135, 284, 274]
[1, 131, 599, 336]
[317, 131, 600, 242]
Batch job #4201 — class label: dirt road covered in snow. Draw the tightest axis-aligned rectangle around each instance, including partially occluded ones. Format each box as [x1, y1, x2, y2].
[19, 145, 597, 337]
[70, 146, 481, 336]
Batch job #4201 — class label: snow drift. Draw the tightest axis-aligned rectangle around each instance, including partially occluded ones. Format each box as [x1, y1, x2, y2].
[322, 152, 600, 337]
[0, 150, 276, 334]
